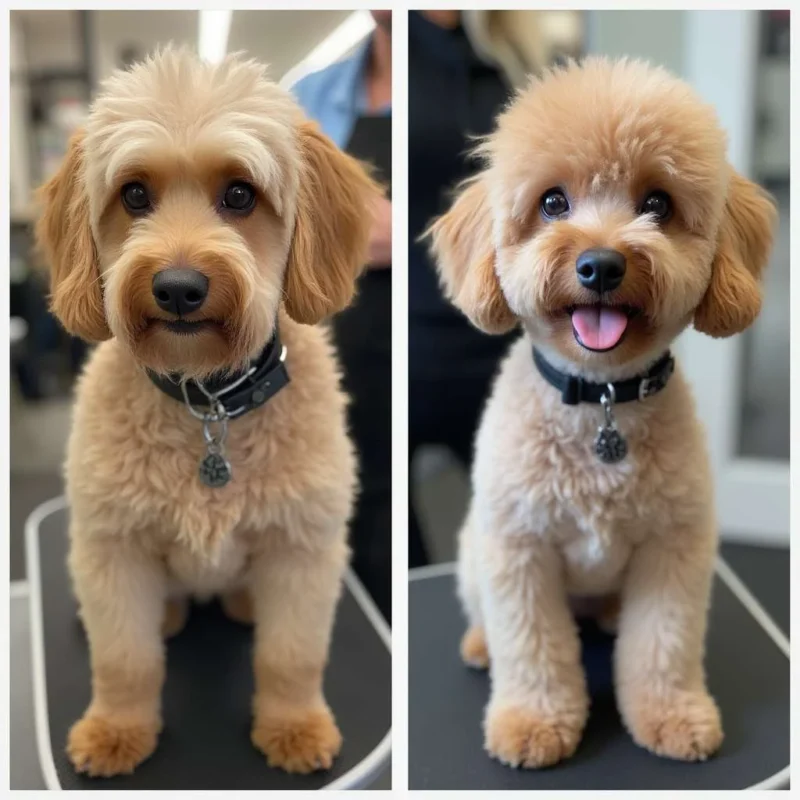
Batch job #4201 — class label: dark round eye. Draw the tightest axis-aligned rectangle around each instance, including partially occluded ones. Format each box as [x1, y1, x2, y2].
[222, 181, 256, 213]
[541, 188, 570, 219]
[121, 182, 151, 214]
[640, 191, 672, 221]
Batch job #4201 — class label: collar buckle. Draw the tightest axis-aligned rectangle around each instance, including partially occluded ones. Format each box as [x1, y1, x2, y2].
[638, 376, 655, 401]
[638, 357, 674, 401]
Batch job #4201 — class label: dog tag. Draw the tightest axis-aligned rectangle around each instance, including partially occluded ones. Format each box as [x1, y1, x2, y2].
[595, 383, 628, 464]
[199, 443, 232, 488]
[595, 424, 628, 463]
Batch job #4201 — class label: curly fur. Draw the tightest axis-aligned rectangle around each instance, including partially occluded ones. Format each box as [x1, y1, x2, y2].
[427, 57, 775, 768]
[36, 46, 380, 777]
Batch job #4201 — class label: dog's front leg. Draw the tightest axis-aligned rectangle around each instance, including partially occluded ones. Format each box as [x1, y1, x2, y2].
[66, 534, 167, 777]
[615, 529, 723, 761]
[481, 533, 589, 769]
[249, 537, 348, 773]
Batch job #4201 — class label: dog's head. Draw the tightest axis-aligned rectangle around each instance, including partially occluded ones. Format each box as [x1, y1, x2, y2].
[37, 46, 380, 379]
[428, 57, 775, 376]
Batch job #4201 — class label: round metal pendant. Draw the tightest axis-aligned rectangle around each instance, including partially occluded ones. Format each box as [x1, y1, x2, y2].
[595, 426, 628, 464]
[199, 451, 232, 488]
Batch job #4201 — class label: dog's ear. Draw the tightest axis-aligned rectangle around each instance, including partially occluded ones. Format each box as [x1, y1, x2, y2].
[426, 178, 516, 334]
[36, 129, 111, 342]
[694, 171, 776, 338]
[284, 122, 380, 325]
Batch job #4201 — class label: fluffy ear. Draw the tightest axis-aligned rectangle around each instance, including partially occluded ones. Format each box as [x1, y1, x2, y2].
[36, 129, 110, 342]
[284, 122, 381, 325]
[694, 171, 776, 338]
[426, 178, 516, 334]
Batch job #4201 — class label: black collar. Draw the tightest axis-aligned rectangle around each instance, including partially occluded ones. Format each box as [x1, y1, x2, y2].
[532, 347, 674, 406]
[148, 329, 290, 420]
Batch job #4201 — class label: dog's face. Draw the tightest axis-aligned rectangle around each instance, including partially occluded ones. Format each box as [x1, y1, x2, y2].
[430, 58, 776, 376]
[37, 47, 379, 379]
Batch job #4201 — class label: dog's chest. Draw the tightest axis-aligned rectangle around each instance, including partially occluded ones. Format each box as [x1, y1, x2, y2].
[102, 405, 282, 547]
[557, 522, 633, 594]
[164, 530, 252, 596]
[517, 424, 670, 593]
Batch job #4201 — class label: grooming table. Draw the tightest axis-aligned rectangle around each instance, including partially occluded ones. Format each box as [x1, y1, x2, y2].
[409, 563, 789, 790]
[27, 497, 391, 790]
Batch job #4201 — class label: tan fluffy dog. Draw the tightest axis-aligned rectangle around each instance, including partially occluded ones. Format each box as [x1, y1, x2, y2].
[428, 58, 775, 768]
[36, 47, 380, 777]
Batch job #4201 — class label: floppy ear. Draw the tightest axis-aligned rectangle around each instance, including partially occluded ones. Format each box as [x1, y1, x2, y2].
[36, 129, 110, 342]
[426, 178, 516, 334]
[284, 122, 381, 325]
[694, 170, 776, 338]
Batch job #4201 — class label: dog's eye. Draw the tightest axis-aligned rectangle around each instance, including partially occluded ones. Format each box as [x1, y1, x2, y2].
[640, 191, 672, 222]
[541, 188, 570, 220]
[121, 182, 151, 215]
[222, 182, 256, 213]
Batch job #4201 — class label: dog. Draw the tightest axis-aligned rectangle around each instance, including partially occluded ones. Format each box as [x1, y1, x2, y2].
[36, 47, 381, 777]
[427, 57, 775, 769]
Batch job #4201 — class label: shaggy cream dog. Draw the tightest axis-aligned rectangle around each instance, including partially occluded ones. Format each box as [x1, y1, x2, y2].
[428, 57, 774, 769]
[36, 47, 380, 777]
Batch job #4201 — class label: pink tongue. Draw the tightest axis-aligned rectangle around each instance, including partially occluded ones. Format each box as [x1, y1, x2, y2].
[571, 307, 629, 351]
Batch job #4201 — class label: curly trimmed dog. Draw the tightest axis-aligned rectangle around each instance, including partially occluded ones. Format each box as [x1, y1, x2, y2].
[36, 47, 381, 777]
[427, 57, 775, 768]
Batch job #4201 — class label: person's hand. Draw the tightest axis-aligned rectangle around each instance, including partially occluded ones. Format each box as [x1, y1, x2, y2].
[367, 195, 392, 269]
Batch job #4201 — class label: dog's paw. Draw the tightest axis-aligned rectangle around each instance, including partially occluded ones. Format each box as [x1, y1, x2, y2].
[623, 689, 723, 761]
[221, 589, 254, 626]
[252, 707, 342, 773]
[484, 705, 584, 769]
[67, 715, 160, 777]
[460, 625, 490, 669]
[161, 598, 189, 639]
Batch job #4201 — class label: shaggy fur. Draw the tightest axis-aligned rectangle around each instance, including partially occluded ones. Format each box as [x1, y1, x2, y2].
[427, 58, 775, 768]
[36, 47, 380, 777]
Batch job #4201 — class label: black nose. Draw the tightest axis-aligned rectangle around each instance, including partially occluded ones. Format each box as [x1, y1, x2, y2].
[152, 269, 209, 316]
[576, 248, 626, 294]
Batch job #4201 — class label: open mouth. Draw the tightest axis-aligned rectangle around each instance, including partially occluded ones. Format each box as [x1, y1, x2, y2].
[568, 305, 640, 352]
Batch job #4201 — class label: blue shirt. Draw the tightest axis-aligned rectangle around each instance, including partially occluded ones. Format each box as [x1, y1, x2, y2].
[291, 36, 391, 148]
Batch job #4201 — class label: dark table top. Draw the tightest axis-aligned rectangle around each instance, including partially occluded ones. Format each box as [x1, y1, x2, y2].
[409, 564, 789, 790]
[29, 500, 391, 790]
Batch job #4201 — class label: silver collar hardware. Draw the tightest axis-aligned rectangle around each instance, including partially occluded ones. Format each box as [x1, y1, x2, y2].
[176, 345, 288, 488]
[638, 376, 654, 402]
[594, 383, 629, 464]
[179, 370, 255, 489]
[179, 381, 234, 488]
[179, 364, 258, 422]
[638, 356, 674, 401]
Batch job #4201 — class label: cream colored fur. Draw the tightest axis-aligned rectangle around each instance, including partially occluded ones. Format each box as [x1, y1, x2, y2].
[36, 47, 380, 777]
[428, 58, 775, 768]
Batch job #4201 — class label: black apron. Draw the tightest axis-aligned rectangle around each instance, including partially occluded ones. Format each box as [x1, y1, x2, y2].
[336, 114, 392, 622]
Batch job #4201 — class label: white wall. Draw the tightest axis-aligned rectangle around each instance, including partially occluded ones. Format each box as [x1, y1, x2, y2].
[585, 10, 686, 76]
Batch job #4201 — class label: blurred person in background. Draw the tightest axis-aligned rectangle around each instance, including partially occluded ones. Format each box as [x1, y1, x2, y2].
[409, 11, 571, 567]
[293, 10, 392, 621]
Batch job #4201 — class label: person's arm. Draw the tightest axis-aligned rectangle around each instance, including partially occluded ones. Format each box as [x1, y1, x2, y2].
[290, 73, 315, 119]
[292, 70, 390, 268]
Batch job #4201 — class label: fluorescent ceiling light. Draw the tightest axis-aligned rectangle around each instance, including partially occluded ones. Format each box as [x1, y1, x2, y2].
[199, 9, 232, 64]
[281, 10, 375, 89]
